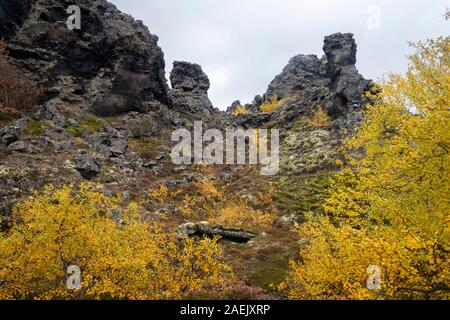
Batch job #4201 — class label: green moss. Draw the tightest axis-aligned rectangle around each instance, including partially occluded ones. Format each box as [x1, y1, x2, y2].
[143, 117, 155, 131]
[65, 118, 104, 137]
[23, 121, 47, 136]
[292, 116, 310, 131]
[0, 112, 20, 127]
[272, 173, 333, 218]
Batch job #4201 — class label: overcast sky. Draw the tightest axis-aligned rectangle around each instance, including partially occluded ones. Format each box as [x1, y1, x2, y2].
[110, 0, 449, 109]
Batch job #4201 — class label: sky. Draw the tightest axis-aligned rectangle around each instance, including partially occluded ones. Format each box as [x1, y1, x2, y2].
[110, 0, 449, 109]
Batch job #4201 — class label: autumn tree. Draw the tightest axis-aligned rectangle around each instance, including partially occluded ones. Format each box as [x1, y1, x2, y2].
[282, 35, 449, 299]
[0, 184, 231, 300]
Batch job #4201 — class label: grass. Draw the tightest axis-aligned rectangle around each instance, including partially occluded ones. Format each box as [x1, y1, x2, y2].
[65, 118, 104, 137]
[129, 136, 167, 159]
[231, 105, 250, 116]
[272, 173, 333, 218]
[23, 121, 47, 136]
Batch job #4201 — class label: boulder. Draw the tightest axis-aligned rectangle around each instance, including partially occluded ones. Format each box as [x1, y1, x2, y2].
[7, 140, 41, 153]
[44, 102, 67, 128]
[0, 126, 21, 146]
[90, 132, 128, 158]
[172, 165, 188, 173]
[142, 160, 157, 168]
[74, 153, 100, 179]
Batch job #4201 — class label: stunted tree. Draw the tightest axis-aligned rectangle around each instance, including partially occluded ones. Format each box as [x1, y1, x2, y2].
[282, 35, 449, 299]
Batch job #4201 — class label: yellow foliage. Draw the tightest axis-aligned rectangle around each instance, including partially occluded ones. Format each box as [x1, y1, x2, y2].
[195, 179, 221, 201]
[149, 177, 276, 231]
[307, 106, 332, 129]
[231, 105, 250, 116]
[0, 184, 230, 300]
[214, 203, 274, 230]
[283, 36, 450, 299]
[148, 183, 181, 203]
[259, 97, 282, 113]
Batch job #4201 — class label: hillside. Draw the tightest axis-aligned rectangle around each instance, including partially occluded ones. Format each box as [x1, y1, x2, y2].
[0, 0, 448, 301]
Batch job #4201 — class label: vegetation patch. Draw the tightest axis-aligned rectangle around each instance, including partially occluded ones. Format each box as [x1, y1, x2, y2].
[231, 105, 250, 116]
[272, 173, 333, 218]
[259, 97, 282, 113]
[65, 118, 104, 137]
[23, 121, 47, 136]
[0, 112, 20, 127]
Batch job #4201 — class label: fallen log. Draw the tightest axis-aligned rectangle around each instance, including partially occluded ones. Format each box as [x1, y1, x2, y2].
[178, 222, 257, 243]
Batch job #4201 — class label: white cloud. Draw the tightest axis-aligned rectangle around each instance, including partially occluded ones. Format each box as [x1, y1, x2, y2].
[207, 64, 231, 89]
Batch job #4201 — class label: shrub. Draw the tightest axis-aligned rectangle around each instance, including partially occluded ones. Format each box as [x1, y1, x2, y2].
[148, 178, 276, 231]
[282, 36, 450, 300]
[0, 183, 231, 300]
[214, 203, 274, 230]
[231, 105, 250, 116]
[307, 106, 331, 129]
[0, 40, 42, 113]
[259, 97, 281, 113]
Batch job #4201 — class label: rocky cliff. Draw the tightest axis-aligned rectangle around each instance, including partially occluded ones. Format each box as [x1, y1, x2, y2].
[0, 0, 374, 224]
[236, 33, 371, 132]
[1, 0, 169, 116]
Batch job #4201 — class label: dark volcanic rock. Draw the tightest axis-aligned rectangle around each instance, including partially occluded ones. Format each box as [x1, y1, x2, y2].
[241, 32, 371, 131]
[170, 61, 210, 92]
[169, 61, 216, 117]
[323, 32, 357, 79]
[74, 153, 100, 179]
[265, 54, 330, 101]
[0, 126, 21, 146]
[0, 0, 30, 38]
[90, 131, 128, 158]
[0, 0, 169, 116]
[323, 33, 371, 116]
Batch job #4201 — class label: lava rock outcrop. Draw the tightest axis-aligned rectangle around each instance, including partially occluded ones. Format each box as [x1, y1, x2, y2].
[169, 61, 216, 117]
[1, 0, 170, 116]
